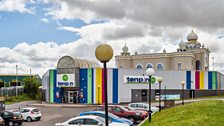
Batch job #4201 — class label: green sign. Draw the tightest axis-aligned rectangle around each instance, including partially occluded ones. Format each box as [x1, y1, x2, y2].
[151, 77, 156, 83]
[62, 74, 68, 81]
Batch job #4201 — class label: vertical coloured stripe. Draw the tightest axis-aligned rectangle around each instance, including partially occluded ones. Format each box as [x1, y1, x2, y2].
[49, 70, 54, 103]
[53, 70, 62, 103]
[91, 68, 94, 103]
[212, 72, 217, 90]
[195, 71, 200, 89]
[102, 69, 105, 103]
[208, 71, 213, 89]
[113, 69, 118, 103]
[186, 71, 191, 89]
[200, 71, 204, 89]
[96, 68, 102, 104]
[87, 68, 92, 104]
[79, 69, 87, 103]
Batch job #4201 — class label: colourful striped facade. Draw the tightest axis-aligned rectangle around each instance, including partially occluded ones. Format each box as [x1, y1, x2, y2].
[186, 71, 219, 90]
[45, 69, 223, 103]
[79, 68, 119, 104]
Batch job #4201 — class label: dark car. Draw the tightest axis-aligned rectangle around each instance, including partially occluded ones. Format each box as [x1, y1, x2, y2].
[95, 105, 147, 123]
[0, 117, 5, 126]
[0, 111, 23, 126]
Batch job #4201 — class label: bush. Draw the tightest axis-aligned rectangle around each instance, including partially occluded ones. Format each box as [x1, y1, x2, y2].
[23, 77, 41, 99]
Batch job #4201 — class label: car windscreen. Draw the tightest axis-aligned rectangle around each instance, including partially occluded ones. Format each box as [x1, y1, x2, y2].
[32, 109, 39, 112]
[96, 116, 105, 123]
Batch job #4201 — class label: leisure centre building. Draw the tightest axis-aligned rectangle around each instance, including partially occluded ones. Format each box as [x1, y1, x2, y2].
[42, 31, 224, 104]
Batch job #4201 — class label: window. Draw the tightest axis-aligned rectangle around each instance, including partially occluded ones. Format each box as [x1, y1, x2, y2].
[130, 104, 137, 107]
[113, 107, 122, 112]
[85, 119, 99, 125]
[196, 60, 201, 70]
[138, 104, 144, 108]
[136, 64, 143, 69]
[69, 119, 84, 125]
[146, 64, 153, 69]
[178, 62, 181, 70]
[157, 63, 164, 70]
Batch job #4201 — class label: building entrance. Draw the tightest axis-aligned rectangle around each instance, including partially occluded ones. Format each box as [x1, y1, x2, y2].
[67, 91, 79, 103]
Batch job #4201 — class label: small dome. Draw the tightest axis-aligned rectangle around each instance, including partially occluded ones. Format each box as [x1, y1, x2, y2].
[179, 39, 186, 48]
[187, 30, 198, 41]
[122, 43, 129, 52]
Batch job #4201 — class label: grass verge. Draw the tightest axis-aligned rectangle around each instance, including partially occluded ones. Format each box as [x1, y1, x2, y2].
[5, 94, 34, 105]
[141, 100, 224, 126]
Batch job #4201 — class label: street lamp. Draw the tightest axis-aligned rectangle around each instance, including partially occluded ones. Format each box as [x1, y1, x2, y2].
[95, 43, 113, 126]
[16, 65, 18, 96]
[181, 81, 185, 105]
[157, 77, 163, 111]
[146, 68, 155, 122]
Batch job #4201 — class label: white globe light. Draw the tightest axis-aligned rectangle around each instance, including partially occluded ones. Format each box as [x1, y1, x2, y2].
[157, 77, 163, 83]
[146, 68, 154, 76]
[181, 81, 185, 86]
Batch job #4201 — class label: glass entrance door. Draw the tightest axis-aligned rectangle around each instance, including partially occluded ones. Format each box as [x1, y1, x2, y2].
[67, 91, 79, 103]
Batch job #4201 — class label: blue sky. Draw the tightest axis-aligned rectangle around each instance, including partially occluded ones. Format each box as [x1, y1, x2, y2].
[0, 3, 85, 48]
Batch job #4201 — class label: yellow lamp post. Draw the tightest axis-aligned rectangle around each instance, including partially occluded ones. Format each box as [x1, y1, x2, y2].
[181, 81, 185, 105]
[95, 43, 113, 126]
[157, 77, 163, 111]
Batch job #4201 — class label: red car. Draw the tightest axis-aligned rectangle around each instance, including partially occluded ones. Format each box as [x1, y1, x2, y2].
[95, 105, 147, 123]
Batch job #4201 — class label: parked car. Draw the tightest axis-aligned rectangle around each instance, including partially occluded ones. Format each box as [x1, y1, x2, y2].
[79, 111, 133, 126]
[124, 106, 148, 113]
[0, 111, 23, 126]
[128, 103, 159, 112]
[95, 105, 147, 123]
[55, 115, 129, 126]
[0, 117, 5, 126]
[18, 108, 41, 122]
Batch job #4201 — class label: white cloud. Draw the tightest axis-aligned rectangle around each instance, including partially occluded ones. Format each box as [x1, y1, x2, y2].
[40, 18, 49, 23]
[0, 0, 35, 13]
[1, 0, 224, 76]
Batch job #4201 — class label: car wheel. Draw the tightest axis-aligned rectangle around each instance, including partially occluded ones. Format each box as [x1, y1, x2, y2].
[128, 116, 136, 124]
[27, 117, 32, 122]
[8, 121, 13, 126]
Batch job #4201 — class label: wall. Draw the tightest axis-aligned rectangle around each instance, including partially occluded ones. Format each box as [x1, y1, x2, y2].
[42, 70, 49, 102]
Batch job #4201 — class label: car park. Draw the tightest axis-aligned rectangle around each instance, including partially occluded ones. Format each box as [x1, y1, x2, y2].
[0, 111, 23, 126]
[95, 105, 147, 123]
[55, 115, 129, 126]
[18, 107, 41, 122]
[128, 103, 159, 112]
[79, 111, 133, 126]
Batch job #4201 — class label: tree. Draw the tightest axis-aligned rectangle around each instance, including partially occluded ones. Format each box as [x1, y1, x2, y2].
[23, 77, 41, 99]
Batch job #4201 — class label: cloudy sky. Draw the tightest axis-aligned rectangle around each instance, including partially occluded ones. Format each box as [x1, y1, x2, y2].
[0, 0, 224, 76]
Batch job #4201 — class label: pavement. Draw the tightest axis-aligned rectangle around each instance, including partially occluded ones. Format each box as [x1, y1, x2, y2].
[29, 101, 98, 108]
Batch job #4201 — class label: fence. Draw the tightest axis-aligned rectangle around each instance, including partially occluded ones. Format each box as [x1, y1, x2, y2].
[0, 86, 24, 96]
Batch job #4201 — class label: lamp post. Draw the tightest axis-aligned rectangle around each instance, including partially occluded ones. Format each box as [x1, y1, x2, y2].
[95, 43, 113, 126]
[16, 65, 18, 96]
[157, 77, 163, 111]
[97, 85, 100, 105]
[181, 81, 185, 105]
[212, 57, 214, 71]
[146, 68, 154, 122]
[30, 68, 32, 78]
